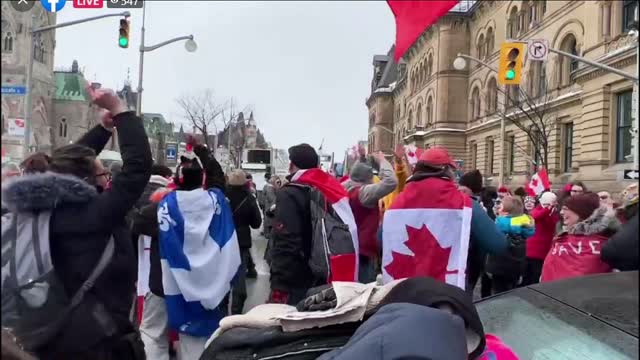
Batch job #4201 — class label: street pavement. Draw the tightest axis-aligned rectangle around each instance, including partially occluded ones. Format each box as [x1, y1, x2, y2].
[243, 228, 272, 313]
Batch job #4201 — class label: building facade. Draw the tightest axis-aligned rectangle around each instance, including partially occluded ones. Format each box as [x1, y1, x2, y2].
[367, 0, 638, 192]
[2, 3, 57, 161]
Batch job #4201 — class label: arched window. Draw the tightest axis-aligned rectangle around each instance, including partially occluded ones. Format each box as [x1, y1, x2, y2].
[416, 103, 423, 126]
[408, 110, 414, 129]
[477, 34, 485, 62]
[485, 28, 494, 58]
[3, 32, 13, 53]
[507, 7, 519, 38]
[426, 96, 433, 126]
[522, 1, 532, 30]
[487, 78, 498, 113]
[559, 34, 578, 86]
[427, 53, 434, 76]
[471, 87, 481, 119]
[59, 118, 68, 138]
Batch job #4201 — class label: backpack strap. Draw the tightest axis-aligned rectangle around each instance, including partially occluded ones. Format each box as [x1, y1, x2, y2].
[68, 237, 115, 308]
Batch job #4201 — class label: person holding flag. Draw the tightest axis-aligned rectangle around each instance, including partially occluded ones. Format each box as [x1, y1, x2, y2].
[381, 147, 506, 289]
[156, 139, 239, 360]
[269, 144, 358, 305]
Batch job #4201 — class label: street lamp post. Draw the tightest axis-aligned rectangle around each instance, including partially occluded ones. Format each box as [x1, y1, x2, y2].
[22, 11, 131, 157]
[135, 2, 197, 117]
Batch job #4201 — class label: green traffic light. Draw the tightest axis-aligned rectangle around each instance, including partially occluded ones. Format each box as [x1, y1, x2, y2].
[506, 69, 516, 80]
[119, 37, 128, 47]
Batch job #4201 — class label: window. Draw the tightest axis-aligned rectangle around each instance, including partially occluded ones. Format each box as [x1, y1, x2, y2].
[408, 110, 414, 129]
[59, 118, 68, 138]
[427, 53, 434, 76]
[2, 32, 12, 53]
[485, 28, 495, 57]
[559, 34, 578, 85]
[487, 78, 498, 113]
[486, 139, 495, 175]
[471, 87, 481, 119]
[426, 96, 433, 126]
[538, 64, 547, 97]
[477, 34, 485, 61]
[507, 7, 519, 38]
[563, 123, 574, 172]
[507, 85, 520, 107]
[416, 103, 423, 126]
[622, 0, 638, 32]
[470, 142, 478, 170]
[616, 91, 633, 163]
[508, 135, 516, 174]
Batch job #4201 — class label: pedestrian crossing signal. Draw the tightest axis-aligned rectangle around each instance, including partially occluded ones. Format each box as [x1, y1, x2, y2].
[498, 42, 524, 85]
[119, 18, 130, 49]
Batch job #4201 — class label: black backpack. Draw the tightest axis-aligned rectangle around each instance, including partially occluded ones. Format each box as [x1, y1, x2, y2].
[1, 210, 116, 351]
[287, 184, 357, 283]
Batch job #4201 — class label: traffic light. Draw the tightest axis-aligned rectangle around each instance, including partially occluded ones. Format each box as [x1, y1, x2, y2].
[498, 42, 525, 85]
[119, 18, 130, 48]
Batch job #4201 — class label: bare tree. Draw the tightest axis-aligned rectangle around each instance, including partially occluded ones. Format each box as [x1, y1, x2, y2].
[175, 89, 225, 149]
[494, 79, 557, 172]
[219, 98, 253, 168]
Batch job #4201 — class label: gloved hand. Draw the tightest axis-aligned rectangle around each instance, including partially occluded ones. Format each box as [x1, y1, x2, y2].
[268, 289, 289, 304]
[296, 285, 337, 312]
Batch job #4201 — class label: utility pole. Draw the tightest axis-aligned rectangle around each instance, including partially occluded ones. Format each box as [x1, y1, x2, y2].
[22, 11, 130, 157]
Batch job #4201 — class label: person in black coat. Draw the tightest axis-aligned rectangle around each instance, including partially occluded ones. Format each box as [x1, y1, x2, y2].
[227, 170, 262, 314]
[601, 214, 638, 271]
[1, 87, 152, 359]
[269, 144, 320, 305]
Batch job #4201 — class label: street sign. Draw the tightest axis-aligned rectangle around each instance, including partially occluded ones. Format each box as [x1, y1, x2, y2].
[166, 144, 177, 160]
[1, 86, 27, 95]
[623, 169, 639, 180]
[527, 39, 549, 61]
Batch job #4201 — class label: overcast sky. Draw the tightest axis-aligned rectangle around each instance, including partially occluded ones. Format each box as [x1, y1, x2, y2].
[54, 1, 395, 157]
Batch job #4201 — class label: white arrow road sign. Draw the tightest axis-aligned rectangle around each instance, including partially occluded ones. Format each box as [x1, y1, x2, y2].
[623, 170, 639, 180]
[528, 39, 549, 61]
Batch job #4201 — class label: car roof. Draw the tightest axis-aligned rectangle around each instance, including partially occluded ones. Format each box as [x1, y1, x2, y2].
[528, 271, 639, 337]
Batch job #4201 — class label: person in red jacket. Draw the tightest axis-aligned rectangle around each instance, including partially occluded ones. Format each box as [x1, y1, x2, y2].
[541, 193, 619, 283]
[522, 191, 560, 285]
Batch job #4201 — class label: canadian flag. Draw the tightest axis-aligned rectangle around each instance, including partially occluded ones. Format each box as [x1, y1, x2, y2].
[404, 144, 425, 169]
[291, 168, 359, 281]
[388, 0, 460, 61]
[527, 168, 551, 196]
[136, 235, 152, 324]
[382, 178, 472, 289]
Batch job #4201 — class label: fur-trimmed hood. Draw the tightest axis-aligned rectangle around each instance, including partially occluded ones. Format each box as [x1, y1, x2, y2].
[567, 206, 620, 236]
[1, 172, 97, 213]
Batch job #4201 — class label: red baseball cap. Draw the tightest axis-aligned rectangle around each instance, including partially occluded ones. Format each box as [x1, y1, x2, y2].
[419, 147, 456, 167]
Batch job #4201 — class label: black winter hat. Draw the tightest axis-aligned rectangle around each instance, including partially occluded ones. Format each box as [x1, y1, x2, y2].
[459, 170, 483, 194]
[288, 144, 319, 170]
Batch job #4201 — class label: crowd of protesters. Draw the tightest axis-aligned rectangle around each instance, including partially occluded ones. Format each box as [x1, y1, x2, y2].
[1, 87, 638, 359]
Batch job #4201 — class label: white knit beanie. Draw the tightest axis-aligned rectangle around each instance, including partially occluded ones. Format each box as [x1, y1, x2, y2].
[539, 191, 557, 206]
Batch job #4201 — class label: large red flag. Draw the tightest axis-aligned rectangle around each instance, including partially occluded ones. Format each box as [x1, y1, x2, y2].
[388, 1, 460, 62]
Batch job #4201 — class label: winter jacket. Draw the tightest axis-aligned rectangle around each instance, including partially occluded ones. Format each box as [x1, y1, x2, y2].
[348, 186, 380, 258]
[131, 177, 170, 297]
[601, 214, 639, 271]
[261, 183, 277, 229]
[317, 303, 468, 360]
[2, 112, 152, 355]
[527, 205, 561, 260]
[270, 178, 316, 293]
[486, 214, 534, 277]
[541, 207, 619, 283]
[227, 185, 262, 249]
[342, 159, 397, 208]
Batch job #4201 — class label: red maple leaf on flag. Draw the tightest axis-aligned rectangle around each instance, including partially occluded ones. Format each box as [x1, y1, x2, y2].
[384, 224, 456, 282]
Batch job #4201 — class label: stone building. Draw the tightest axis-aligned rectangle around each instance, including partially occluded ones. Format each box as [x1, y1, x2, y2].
[2, 3, 57, 160]
[52, 61, 103, 149]
[367, 0, 638, 192]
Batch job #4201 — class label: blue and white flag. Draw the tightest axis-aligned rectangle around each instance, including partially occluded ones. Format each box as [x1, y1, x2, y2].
[158, 187, 240, 337]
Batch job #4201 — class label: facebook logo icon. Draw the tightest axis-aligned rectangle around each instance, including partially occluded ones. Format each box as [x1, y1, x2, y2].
[40, 0, 67, 13]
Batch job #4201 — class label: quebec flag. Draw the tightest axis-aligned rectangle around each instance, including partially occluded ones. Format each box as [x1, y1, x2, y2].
[158, 187, 240, 337]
